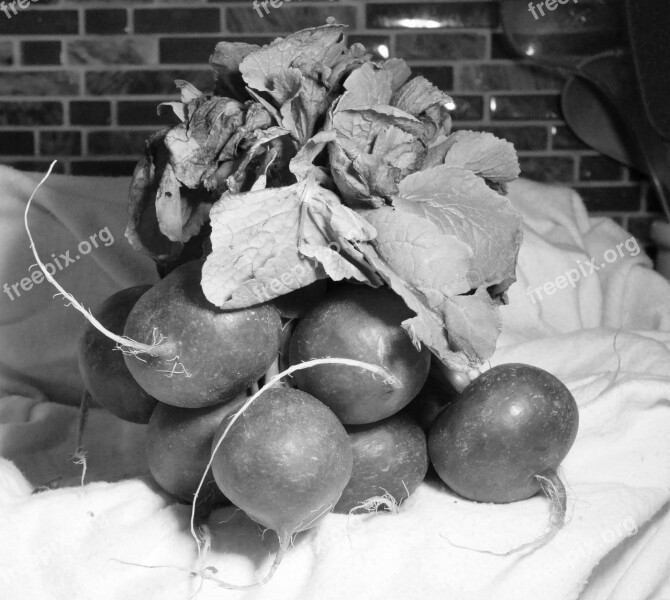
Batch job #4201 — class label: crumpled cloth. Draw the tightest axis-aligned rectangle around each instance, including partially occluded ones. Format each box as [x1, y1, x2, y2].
[0, 168, 669, 600]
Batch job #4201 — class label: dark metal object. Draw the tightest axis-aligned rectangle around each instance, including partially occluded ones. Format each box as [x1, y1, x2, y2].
[626, 0, 670, 142]
[500, 0, 670, 223]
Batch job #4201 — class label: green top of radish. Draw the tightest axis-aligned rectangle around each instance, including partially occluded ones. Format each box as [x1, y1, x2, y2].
[126, 23, 524, 372]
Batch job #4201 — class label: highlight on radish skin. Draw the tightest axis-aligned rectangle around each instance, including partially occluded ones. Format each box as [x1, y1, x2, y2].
[23, 161, 174, 360]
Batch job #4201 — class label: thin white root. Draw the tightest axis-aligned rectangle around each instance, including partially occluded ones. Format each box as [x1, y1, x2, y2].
[71, 387, 91, 486]
[349, 492, 399, 515]
[72, 451, 88, 487]
[346, 489, 404, 547]
[441, 469, 568, 556]
[296, 501, 334, 532]
[196, 525, 212, 573]
[156, 356, 192, 379]
[74, 388, 91, 454]
[535, 470, 567, 531]
[112, 543, 287, 591]
[23, 161, 171, 359]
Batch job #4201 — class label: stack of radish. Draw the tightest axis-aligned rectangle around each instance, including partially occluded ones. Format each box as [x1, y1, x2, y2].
[63, 23, 581, 585]
[77, 263, 578, 584]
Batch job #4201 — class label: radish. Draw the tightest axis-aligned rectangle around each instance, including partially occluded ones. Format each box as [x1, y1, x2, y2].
[211, 387, 352, 537]
[289, 283, 431, 424]
[78, 285, 158, 424]
[123, 260, 282, 408]
[146, 397, 245, 504]
[23, 169, 280, 410]
[335, 412, 428, 514]
[210, 387, 352, 582]
[429, 363, 578, 531]
[190, 357, 398, 589]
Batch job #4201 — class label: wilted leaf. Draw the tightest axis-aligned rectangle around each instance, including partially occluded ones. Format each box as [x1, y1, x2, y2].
[202, 175, 378, 309]
[165, 96, 246, 189]
[210, 41, 259, 101]
[442, 130, 520, 184]
[357, 164, 523, 366]
[125, 130, 184, 263]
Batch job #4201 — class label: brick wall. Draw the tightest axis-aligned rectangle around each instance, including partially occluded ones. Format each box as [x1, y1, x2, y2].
[0, 0, 662, 253]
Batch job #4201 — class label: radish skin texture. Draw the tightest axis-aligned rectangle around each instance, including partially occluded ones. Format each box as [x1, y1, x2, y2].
[289, 284, 431, 424]
[335, 412, 428, 514]
[428, 363, 578, 503]
[123, 260, 282, 408]
[78, 285, 157, 424]
[210, 387, 353, 546]
[146, 398, 244, 503]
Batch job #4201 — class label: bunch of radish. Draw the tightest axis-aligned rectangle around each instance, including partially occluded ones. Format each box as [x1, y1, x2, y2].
[23, 22, 581, 587]
[72, 261, 578, 585]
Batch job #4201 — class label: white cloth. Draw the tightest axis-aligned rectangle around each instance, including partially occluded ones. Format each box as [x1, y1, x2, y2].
[0, 169, 669, 600]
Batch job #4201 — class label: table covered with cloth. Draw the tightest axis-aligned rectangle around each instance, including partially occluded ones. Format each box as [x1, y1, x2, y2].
[0, 165, 669, 600]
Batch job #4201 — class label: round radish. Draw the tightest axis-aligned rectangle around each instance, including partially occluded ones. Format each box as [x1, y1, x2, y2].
[289, 283, 431, 424]
[123, 260, 282, 408]
[78, 285, 157, 424]
[146, 397, 245, 504]
[335, 412, 428, 514]
[210, 387, 353, 548]
[429, 363, 578, 512]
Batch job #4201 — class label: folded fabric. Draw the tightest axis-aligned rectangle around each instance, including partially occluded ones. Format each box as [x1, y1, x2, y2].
[0, 168, 668, 600]
[0, 165, 158, 408]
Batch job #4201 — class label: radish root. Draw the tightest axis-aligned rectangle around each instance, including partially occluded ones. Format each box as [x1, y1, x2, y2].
[74, 388, 91, 455]
[23, 161, 173, 360]
[350, 492, 399, 515]
[72, 451, 88, 487]
[113, 542, 287, 592]
[185, 357, 400, 589]
[156, 356, 192, 379]
[535, 468, 567, 532]
[441, 467, 569, 556]
[346, 487, 407, 547]
[70, 388, 91, 486]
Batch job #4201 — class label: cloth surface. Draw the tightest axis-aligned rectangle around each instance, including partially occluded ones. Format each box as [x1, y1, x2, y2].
[0, 168, 669, 600]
